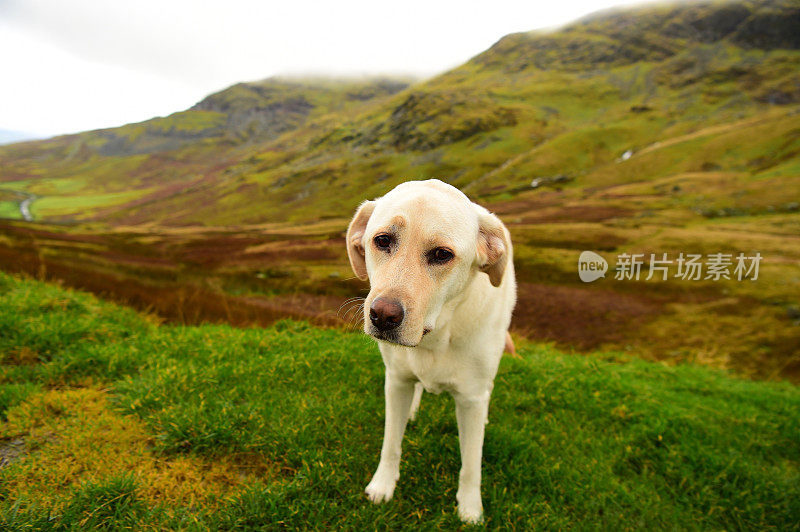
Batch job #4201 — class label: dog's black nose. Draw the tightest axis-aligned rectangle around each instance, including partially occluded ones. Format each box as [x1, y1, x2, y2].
[369, 298, 404, 332]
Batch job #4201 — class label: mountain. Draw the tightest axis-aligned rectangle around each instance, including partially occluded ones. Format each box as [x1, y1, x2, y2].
[0, 0, 798, 380]
[89, 77, 411, 157]
[0, 0, 797, 225]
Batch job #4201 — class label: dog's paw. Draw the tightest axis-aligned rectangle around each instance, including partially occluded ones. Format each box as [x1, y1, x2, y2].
[457, 490, 484, 524]
[365, 472, 397, 503]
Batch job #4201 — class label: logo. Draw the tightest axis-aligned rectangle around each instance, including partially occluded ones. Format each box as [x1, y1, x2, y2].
[578, 251, 608, 282]
[578, 251, 761, 282]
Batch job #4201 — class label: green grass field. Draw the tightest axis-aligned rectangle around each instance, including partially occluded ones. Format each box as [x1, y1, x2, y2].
[1, 272, 798, 529]
[0, 202, 21, 220]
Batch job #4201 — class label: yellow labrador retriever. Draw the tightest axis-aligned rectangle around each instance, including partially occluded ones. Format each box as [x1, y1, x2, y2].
[346, 179, 516, 523]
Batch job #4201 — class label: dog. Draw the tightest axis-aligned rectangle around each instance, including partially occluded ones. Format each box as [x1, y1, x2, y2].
[346, 179, 516, 523]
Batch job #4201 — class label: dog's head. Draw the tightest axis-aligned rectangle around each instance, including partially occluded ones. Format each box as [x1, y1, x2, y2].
[346, 179, 509, 347]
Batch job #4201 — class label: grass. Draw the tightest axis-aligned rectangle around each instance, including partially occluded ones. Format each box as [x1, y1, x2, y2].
[0, 202, 21, 220]
[1, 272, 798, 529]
[30, 189, 152, 220]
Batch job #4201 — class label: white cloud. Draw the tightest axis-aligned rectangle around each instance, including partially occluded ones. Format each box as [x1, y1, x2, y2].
[0, 0, 649, 137]
[0, 20, 206, 136]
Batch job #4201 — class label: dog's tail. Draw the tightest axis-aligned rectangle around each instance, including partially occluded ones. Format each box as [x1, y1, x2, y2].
[504, 332, 520, 358]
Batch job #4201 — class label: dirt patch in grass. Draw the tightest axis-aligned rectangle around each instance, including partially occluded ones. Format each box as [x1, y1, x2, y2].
[95, 249, 178, 269]
[240, 239, 340, 263]
[0, 388, 276, 509]
[487, 195, 561, 215]
[511, 227, 628, 251]
[178, 235, 266, 267]
[239, 292, 364, 329]
[2, 347, 40, 366]
[1, 225, 109, 245]
[0, 437, 26, 470]
[512, 282, 662, 349]
[520, 205, 633, 224]
[0, 233, 363, 334]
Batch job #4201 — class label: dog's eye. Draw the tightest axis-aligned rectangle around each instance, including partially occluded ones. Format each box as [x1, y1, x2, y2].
[428, 247, 454, 264]
[374, 234, 392, 251]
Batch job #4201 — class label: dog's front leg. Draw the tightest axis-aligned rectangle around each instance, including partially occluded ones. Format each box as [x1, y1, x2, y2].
[365, 373, 415, 503]
[454, 391, 490, 523]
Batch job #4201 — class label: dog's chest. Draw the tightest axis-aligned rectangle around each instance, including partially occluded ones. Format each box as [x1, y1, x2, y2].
[394, 348, 459, 395]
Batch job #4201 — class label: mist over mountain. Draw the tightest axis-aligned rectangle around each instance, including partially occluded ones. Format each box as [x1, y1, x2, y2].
[0, 129, 42, 145]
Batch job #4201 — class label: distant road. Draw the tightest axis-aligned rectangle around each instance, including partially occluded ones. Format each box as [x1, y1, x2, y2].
[20, 196, 34, 221]
[0, 188, 35, 221]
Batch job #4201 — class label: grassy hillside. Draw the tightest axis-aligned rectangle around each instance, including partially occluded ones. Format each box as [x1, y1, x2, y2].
[0, 0, 798, 381]
[1, 273, 799, 529]
[1, 0, 797, 225]
[0, 76, 411, 223]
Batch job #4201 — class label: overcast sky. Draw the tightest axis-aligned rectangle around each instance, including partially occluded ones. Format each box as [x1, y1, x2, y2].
[0, 0, 648, 138]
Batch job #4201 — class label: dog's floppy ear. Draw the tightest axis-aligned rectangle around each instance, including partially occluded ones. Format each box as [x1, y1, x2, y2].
[347, 200, 376, 280]
[476, 208, 509, 287]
